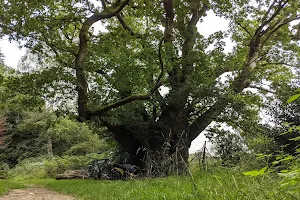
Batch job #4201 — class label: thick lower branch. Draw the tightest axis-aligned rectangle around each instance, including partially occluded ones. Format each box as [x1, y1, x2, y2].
[188, 98, 228, 142]
[88, 94, 151, 117]
[188, 33, 260, 142]
[75, 0, 131, 121]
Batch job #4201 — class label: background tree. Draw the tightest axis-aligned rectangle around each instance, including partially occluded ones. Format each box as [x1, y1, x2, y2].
[205, 124, 246, 166]
[263, 86, 300, 156]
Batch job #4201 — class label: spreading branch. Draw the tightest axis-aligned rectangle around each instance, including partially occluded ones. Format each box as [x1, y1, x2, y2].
[262, 15, 300, 45]
[83, 0, 131, 27]
[247, 85, 275, 93]
[258, 0, 289, 35]
[163, 0, 175, 42]
[76, 0, 131, 121]
[187, 0, 295, 142]
[232, 0, 293, 93]
[100, 0, 107, 9]
[86, 0, 96, 13]
[116, 14, 135, 35]
[261, 0, 277, 23]
[236, 21, 252, 37]
[188, 97, 228, 142]
[188, 0, 209, 30]
[181, 1, 209, 79]
[95, 69, 112, 82]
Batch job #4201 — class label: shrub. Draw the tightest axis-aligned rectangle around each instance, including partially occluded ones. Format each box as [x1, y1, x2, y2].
[8, 157, 49, 180]
[0, 170, 8, 179]
[7, 155, 93, 180]
[243, 92, 300, 195]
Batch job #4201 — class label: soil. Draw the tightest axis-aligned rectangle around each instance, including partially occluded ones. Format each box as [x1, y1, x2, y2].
[0, 186, 76, 200]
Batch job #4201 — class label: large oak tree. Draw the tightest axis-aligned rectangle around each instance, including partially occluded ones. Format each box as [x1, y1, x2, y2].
[1, 0, 300, 174]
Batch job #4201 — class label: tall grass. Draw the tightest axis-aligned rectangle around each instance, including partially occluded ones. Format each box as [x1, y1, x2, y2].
[26, 167, 297, 200]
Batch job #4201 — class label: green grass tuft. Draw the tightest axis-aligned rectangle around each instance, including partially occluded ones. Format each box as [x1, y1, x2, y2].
[0, 180, 25, 195]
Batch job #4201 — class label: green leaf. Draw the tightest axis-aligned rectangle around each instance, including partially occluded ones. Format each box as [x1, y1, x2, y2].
[289, 136, 300, 141]
[243, 167, 267, 177]
[280, 131, 288, 135]
[276, 155, 283, 160]
[259, 167, 268, 174]
[287, 94, 300, 103]
[278, 171, 299, 178]
[272, 161, 279, 165]
[279, 155, 294, 162]
[280, 170, 289, 173]
[282, 122, 293, 126]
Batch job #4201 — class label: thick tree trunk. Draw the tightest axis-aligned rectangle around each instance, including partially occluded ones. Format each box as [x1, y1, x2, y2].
[107, 104, 191, 176]
[107, 125, 146, 167]
[137, 128, 190, 177]
[142, 140, 189, 177]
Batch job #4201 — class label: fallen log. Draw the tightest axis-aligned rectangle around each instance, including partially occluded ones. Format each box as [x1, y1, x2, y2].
[56, 170, 89, 180]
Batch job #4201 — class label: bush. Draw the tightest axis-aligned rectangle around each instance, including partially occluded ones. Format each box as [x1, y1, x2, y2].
[44, 117, 103, 156]
[54, 155, 91, 174]
[0, 170, 8, 179]
[0, 162, 9, 170]
[1, 112, 105, 167]
[7, 155, 94, 180]
[8, 157, 49, 180]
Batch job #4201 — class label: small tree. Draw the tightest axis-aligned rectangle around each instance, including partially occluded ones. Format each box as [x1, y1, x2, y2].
[206, 125, 246, 166]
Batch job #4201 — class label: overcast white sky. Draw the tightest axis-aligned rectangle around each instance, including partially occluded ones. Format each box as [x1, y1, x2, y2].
[0, 10, 232, 153]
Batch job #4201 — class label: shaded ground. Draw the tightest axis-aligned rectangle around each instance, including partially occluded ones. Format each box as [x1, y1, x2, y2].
[0, 186, 76, 200]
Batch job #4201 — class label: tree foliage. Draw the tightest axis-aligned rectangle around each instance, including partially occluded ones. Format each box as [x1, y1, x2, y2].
[0, 0, 299, 173]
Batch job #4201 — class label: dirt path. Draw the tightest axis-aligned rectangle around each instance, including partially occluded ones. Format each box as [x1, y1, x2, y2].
[0, 186, 76, 200]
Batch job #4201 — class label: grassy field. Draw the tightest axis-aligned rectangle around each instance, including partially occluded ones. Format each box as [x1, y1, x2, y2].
[19, 167, 298, 200]
[0, 179, 24, 196]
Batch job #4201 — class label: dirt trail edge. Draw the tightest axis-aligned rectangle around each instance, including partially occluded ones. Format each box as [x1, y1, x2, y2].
[0, 186, 76, 200]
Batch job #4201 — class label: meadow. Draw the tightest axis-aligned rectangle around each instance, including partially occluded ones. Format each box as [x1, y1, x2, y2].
[1, 167, 298, 200]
